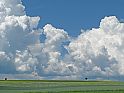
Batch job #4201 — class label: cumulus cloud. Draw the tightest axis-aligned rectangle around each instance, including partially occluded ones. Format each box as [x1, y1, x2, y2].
[0, 0, 124, 80]
[66, 16, 124, 78]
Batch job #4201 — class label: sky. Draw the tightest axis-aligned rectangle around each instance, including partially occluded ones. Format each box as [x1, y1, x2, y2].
[22, 0, 124, 36]
[1, 0, 124, 80]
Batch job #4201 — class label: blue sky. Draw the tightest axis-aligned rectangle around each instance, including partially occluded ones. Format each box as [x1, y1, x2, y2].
[22, 0, 124, 36]
[1, 0, 124, 80]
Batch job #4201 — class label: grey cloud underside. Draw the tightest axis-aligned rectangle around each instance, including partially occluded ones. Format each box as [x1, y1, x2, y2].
[0, 0, 124, 80]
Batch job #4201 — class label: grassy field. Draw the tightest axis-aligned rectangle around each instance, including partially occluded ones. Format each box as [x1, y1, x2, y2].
[0, 80, 124, 93]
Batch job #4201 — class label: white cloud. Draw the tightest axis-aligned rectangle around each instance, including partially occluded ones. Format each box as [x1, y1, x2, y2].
[0, 0, 124, 80]
[0, 0, 25, 16]
[67, 16, 124, 79]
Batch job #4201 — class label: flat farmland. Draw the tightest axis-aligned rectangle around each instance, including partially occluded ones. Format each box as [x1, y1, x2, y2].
[0, 80, 124, 93]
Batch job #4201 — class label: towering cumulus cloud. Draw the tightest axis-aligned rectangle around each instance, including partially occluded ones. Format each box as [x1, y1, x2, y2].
[66, 16, 124, 80]
[0, 0, 40, 74]
[0, 0, 124, 80]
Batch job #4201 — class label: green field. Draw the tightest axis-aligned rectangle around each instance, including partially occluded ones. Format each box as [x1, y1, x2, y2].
[0, 80, 124, 93]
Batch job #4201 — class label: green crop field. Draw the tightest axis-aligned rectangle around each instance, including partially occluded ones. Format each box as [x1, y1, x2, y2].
[0, 80, 124, 93]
